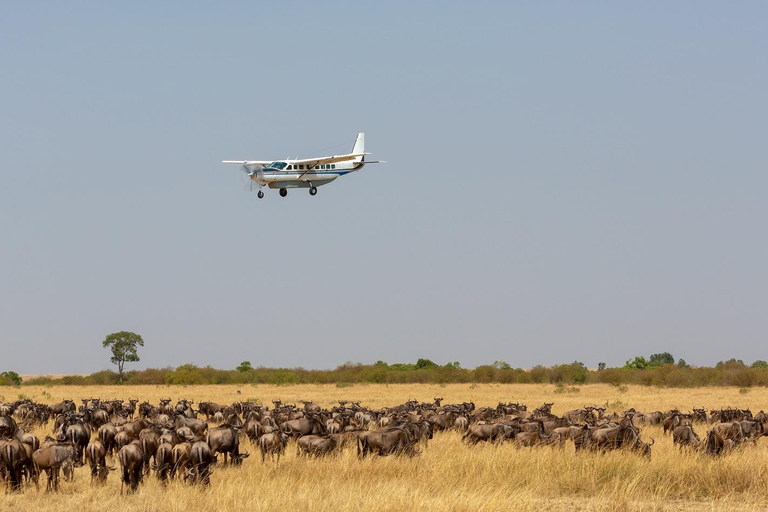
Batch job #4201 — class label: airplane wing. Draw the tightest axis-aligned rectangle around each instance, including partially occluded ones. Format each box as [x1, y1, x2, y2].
[221, 160, 273, 166]
[291, 153, 368, 167]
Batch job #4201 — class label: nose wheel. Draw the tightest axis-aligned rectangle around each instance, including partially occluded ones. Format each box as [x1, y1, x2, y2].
[309, 186, 318, 196]
[279, 188, 288, 198]
[257, 190, 264, 199]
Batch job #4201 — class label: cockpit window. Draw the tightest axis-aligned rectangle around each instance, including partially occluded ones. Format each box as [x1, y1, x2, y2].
[268, 161, 288, 170]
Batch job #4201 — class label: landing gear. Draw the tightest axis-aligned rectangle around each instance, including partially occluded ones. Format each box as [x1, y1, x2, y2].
[279, 188, 288, 198]
[309, 186, 318, 196]
[257, 190, 264, 199]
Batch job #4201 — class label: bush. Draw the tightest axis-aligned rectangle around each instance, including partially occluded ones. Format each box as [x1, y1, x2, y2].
[0, 371, 22, 387]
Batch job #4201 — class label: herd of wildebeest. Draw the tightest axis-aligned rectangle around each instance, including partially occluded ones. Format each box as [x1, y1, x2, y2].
[1, 396, 766, 493]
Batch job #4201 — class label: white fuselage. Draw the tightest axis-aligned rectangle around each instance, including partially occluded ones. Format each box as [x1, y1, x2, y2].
[255, 160, 366, 189]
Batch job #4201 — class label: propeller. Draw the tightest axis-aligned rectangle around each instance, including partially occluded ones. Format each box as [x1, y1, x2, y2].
[237, 164, 263, 192]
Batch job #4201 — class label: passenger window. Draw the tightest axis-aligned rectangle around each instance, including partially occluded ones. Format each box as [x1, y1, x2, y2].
[287, 165, 292, 170]
[332, 164, 336, 169]
[299, 165, 304, 170]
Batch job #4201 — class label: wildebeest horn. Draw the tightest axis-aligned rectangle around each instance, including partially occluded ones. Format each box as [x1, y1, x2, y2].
[649, 437, 655, 446]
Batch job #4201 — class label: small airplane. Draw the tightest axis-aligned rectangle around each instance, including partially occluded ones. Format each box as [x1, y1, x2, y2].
[222, 132, 382, 198]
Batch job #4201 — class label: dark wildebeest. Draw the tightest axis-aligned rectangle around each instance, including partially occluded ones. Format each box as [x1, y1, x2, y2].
[154, 442, 173, 484]
[98, 423, 117, 457]
[31, 442, 77, 491]
[358, 427, 418, 457]
[139, 425, 163, 474]
[297, 435, 337, 457]
[114, 431, 131, 451]
[705, 429, 736, 455]
[259, 431, 289, 463]
[174, 414, 207, 436]
[462, 423, 518, 444]
[188, 441, 215, 485]
[85, 440, 112, 484]
[712, 422, 744, 445]
[206, 425, 248, 465]
[0, 415, 19, 439]
[56, 418, 91, 465]
[672, 425, 701, 449]
[117, 440, 144, 493]
[282, 415, 325, 439]
[170, 441, 192, 480]
[739, 420, 765, 443]
[514, 431, 550, 447]
[1, 438, 30, 491]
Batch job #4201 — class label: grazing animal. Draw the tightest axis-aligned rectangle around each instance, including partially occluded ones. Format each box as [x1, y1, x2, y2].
[188, 441, 215, 485]
[259, 431, 289, 463]
[31, 442, 77, 491]
[118, 440, 145, 493]
[85, 440, 112, 483]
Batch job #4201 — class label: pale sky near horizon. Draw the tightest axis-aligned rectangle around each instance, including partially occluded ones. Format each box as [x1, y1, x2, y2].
[1, 2, 767, 374]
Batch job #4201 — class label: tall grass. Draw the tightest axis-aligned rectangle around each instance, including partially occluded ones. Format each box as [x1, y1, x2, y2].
[4, 384, 768, 511]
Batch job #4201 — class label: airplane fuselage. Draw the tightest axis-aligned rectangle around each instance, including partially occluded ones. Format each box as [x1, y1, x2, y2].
[257, 160, 366, 189]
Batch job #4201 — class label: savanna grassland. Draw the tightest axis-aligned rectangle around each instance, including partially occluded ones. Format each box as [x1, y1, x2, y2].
[4, 383, 768, 512]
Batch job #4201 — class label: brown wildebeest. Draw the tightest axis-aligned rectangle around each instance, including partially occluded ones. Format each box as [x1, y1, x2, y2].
[358, 427, 418, 457]
[644, 411, 663, 425]
[31, 442, 77, 491]
[705, 429, 736, 455]
[672, 425, 701, 449]
[170, 441, 192, 480]
[98, 423, 117, 457]
[739, 420, 765, 443]
[282, 415, 326, 439]
[139, 426, 162, 474]
[117, 440, 144, 493]
[259, 431, 289, 463]
[206, 425, 248, 465]
[514, 431, 550, 447]
[462, 423, 517, 444]
[188, 441, 215, 485]
[114, 430, 131, 452]
[174, 414, 207, 436]
[1, 438, 30, 491]
[154, 443, 173, 484]
[297, 435, 337, 457]
[56, 418, 91, 465]
[712, 422, 744, 445]
[85, 440, 112, 484]
[662, 413, 682, 435]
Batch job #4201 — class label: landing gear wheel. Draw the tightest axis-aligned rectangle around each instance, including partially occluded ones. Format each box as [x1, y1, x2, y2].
[257, 190, 264, 199]
[279, 188, 288, 198]
[309, 186, 318, 196]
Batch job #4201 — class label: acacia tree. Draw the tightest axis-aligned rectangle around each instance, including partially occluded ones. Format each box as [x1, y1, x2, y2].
[102, 331, 144, 382]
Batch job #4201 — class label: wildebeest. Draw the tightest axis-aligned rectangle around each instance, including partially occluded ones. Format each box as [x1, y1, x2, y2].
[206, 424, 248, 465]
[31, 442, 77, 491]
[154, 442, 173, 483]
[462, 423, 517, 444]
[297, 435, 337, 457]
[98, 423, 117, 457]
[85, 440, 112, 484]
[672, 425, 701, 449]
[117, 440, 145, 493]
[56, 417, 91, 465]
[259, 431, 289, 463]
[170, 441, 192, 480]
[282, 415, 326, 439]
[358, 427, 418, 457]
[188, 441, 215, 485]
[1, 438, 30, 491]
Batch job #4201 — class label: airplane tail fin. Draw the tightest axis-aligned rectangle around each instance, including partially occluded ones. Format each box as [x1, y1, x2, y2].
[352, 132, 365, 161]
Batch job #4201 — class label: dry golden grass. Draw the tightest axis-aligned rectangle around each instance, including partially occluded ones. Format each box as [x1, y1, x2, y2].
[3, 383, 768, 511]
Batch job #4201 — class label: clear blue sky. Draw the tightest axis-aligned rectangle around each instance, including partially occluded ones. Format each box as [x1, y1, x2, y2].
[1, 2, 766, 373]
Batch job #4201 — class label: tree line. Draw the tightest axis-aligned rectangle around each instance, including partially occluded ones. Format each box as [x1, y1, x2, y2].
[7, 355, 768, 388]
